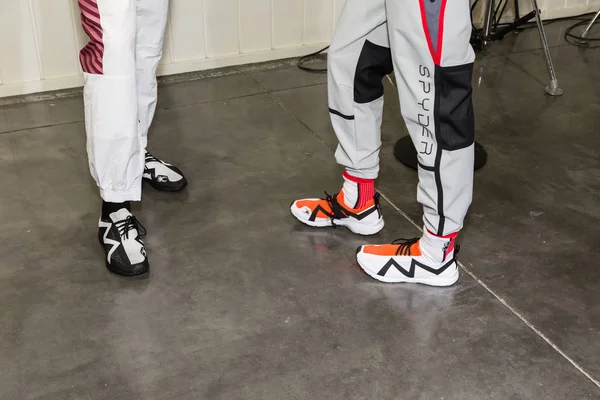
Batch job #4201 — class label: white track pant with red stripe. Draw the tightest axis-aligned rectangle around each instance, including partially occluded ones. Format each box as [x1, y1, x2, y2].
[78, 0, 168, 202]
[328, 0, 476, 236]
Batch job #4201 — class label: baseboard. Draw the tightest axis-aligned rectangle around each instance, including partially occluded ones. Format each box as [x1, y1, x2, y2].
[542, 5, 598, 20]
[0, 75, 85, 100]
[156, 43, 328, 77]
[0, 43, 329, 99]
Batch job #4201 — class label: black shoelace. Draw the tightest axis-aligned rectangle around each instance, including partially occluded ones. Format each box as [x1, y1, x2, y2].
[392, 238, 420, 256]
[145, 152, 162, 164]
[324, 192, 350, 228]
[115, 216, 147, 240]
[391, 238, 461, 258]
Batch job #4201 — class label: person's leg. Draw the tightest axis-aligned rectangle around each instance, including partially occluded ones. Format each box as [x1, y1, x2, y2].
[290, 0, 389, 236]
[78, 0, 148, 276]
[356, 0, 475, 286]
[136, 0, 188, 192]
[80, 0, 142, 202]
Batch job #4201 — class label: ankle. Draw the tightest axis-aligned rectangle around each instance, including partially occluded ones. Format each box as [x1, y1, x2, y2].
[102, 201, 131, 219]
[421, 229, 458, 263]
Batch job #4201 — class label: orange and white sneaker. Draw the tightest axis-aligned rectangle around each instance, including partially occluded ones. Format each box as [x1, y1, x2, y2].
[356, 229, 460, 286]
[290, 191, 384, 236]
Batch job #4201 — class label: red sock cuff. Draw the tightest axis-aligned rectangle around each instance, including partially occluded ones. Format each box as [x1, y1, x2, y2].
[344, 170, 375, 209]
[427, 229, 458, 240]
[343, 170, 375, 184]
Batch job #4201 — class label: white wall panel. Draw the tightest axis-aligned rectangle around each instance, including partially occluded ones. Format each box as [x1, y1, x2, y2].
[169, 0, 206, 62]
[0, 0, 41, 84]
[304, 0, 334, 44]
[563, 0, 588, 10]
[69, 0, 88, 52]
[31, 0, 80, 79]
[272, 0, 304, 48]
[204, 0, 240, 57]
[1, 0, 597, 97]
[239, 0, 272, 53]
[161, 19, 174, 65]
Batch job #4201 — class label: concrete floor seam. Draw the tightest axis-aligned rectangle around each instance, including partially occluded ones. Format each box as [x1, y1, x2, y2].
[0, 120, 82, 136]
[158, 90, 268, 112]
[271, 82, 600, 388]
[265, 91, 335, 153]
[284, 71, 600, 388]
[263, 82, 329, 96]
[378, 191, 600, 390]
[276, 69, 600, 388]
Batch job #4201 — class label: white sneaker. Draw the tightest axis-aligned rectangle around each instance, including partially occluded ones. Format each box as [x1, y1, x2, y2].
[356, 229, 460, 286]
[290, 191, 384, 236]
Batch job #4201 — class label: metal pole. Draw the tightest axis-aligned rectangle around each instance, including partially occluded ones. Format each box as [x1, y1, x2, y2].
[580, 9, 600, 40]
[481, 0, 495, 49]
[530, 0, 563, 96]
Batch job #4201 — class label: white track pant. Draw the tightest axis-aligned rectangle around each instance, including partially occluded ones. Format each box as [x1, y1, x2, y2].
[78, 0, 169, 202]
[329, 0, 475, 236]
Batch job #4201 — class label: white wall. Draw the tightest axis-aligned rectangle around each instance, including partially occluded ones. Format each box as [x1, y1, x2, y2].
[0, 0, 346, 97]
[0, 0, 596, 98]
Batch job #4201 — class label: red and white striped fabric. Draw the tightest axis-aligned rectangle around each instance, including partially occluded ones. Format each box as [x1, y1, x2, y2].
[78, 0, 104, 75]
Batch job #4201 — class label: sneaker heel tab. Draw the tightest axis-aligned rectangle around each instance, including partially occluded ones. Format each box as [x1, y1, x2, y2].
[373, 192, 382, 217]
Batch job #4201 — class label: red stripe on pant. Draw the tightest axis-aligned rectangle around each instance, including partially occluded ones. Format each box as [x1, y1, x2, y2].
[436, 0, 448, 65]
[418, 0, 449, 65]
[78, 0, 104, 75]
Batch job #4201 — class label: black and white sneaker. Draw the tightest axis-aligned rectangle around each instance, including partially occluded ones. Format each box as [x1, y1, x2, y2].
[98, 208, 149, 276]
[143, 151, 188, 192]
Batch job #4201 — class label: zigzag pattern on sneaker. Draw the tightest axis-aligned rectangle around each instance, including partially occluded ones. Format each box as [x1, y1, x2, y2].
[290, 191, 384, 236]
[356, 230, 460, 286]
[98, 208, 149, 276]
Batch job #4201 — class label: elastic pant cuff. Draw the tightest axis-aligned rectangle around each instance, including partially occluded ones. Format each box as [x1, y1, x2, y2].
[423, 215, 463, 238]
[342, 167, 378, 180]
[100, 187, 141, 203]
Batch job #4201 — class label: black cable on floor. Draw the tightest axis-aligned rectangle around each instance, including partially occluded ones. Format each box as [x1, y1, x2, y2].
[564, 16, 600, 48]
[297, 46, 329, 73]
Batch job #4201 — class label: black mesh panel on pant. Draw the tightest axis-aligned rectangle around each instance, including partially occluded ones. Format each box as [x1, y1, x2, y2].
[354, 41, 394, 104]
[434, 63, 475, 151]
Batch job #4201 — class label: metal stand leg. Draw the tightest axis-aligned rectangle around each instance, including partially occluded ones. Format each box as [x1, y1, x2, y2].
[531, 0, 563, 96]
[580, 9, 600, 40]
[480, 0, 495, 50]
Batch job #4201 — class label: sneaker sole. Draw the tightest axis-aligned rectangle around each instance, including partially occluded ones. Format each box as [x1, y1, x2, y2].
[356, 248, 459, 287]
[290, 202, 384, 236]
[105, 260, 150, 277]
[143, 177, 188, 193]
[98, 236, 150, 277]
